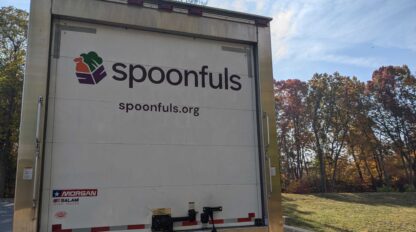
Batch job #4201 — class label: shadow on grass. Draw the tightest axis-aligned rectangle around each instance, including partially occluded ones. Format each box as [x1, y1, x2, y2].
[282, 196, 352, 232]
[313, 192, 416, 207]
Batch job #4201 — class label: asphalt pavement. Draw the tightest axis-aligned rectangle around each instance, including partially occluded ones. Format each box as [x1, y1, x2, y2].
[0, 199, 13, 232]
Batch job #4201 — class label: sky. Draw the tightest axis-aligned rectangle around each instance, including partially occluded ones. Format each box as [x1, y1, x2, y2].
[1, 0, 415, 81]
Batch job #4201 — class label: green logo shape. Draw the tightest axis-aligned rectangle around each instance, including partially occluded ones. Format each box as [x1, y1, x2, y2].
[80, 51, 104, 72]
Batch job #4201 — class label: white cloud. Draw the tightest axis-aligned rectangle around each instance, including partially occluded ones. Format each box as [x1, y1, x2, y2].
[208, 0, 269, 14]
[267, 0, 416, 71]
[319, 54, 379, 68]
[254, 0, 267, 11]
[231, 1, 249, 12]
[270, 9, 295, 60]
[206, 0, 416, 79]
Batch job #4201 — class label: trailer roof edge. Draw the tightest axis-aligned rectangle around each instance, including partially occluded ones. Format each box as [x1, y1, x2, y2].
[103, 0, 273, 23]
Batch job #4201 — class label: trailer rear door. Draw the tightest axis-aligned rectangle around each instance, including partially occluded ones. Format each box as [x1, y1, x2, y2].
[41, 19, 263, 231]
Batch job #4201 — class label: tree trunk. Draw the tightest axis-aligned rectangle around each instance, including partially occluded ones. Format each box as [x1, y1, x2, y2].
[313, 126, 327, 192]
[314, 130, 327, 192]
[380, 152, 390, 187]
[351, 147, 364, 183]
[408, 159, 414, 188]
[331, 128, 348, 190]
[399, 153, 411, 186]
[371, 150, 385, 185]
[363, 158, 376, 190]
[319, 151, 327, 192]
[303, 151, 309, 176]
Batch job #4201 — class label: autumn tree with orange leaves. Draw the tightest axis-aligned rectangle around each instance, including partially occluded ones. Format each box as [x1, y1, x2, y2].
[276, 65, 416, 193]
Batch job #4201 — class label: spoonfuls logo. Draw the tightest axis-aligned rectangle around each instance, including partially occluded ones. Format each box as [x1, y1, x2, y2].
[74, 51, 107, 85]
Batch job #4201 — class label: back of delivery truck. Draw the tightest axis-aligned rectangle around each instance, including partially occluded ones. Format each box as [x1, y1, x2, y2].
[13, 1, 283, 231]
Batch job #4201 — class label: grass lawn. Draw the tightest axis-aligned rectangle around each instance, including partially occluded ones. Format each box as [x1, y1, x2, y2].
[282, 192, 416, 232]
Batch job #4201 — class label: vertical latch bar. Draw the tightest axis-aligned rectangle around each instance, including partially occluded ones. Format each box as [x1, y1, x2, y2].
[32, 96, 43, 209]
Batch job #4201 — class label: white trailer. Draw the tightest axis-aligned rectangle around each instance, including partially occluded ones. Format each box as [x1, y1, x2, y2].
[13, 1, 283, 231]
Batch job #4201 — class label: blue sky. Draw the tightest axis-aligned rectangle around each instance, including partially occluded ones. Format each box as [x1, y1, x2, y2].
[0, 0, 28, 11]
[1, 0, 415, 81]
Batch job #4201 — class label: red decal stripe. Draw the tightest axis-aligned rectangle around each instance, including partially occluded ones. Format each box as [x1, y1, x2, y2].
[237, 218, 252, 222]
[209, 219, 224, 224]
[237, 213, 256, 223]
[52, 224, 72, 232]
[182, 221, 198, 226]
[52, 224, 62, 231]
[91, 227, 110, 232]
[127, 224, 146, 229]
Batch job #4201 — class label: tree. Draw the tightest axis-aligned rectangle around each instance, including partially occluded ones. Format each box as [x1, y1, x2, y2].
[275, 79, 311, 187]
[276, 66, 416, 193]
[307, 74, 332, 192]
[0, 6, 28, 197]
[344, 77, 388, 190]
[367, 66, 416, 188]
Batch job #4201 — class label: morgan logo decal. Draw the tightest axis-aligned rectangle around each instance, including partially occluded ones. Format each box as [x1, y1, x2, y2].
[53, 189, 98, 198]
[74, 51, 107, 85]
